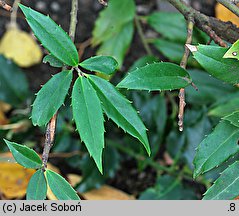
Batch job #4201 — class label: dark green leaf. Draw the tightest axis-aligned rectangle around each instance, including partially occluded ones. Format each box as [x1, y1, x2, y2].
[223, 111, 239, 127]
[190, 45, 239, 84]
[184, 114, 212, 169]
[79, 56, 118, 75]
[203, 161, 239, 200]
[187, 69, 236, 105]
[97, 21, 134, 67]
[193, 121, 239, 178]
[128, 55, 159, 72]
[88, 75, 150, 155]
[153, 39, 198, 67]
[77, 145, 120, 192]
[43, 54, 65, 67]
[92, 0, 135, 45]
[117, 62, 191, 91]
[0, 55, 29, 106]
[4, 139, 42, 169]
[147, 12, 186, 43]
[72, 77, 105, 173]
[46, 170, 80, 200]
[27, 169, 47, 200]
[131, 92, 166, 157]
[139, 175, 197, 200]
[32, 70, 72, 126]
[209, 93, 239, 117]
[19, 4, 79, 66]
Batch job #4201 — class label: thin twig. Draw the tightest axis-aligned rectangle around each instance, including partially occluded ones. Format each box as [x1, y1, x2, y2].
[69, 0, 78, 41]
[9, 0, 20, 28]
[0, 0, 12, 12]
[42, 114, 57, 170]
[203, 25, 228, 47]
[135, 16, 153, 56]
[48, 151, 83, 158]
[216, 0, 239, 17]
[166, 0, 239, 44]
[42, 0, 79, 171]
[77, 37, 92, 60]
[98, 0, 108, 6]
[178, 17, 194, 132]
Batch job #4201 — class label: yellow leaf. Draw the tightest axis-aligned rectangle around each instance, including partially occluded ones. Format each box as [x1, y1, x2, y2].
[0, 27, 43, 67]
[0, 101, 11, 113]
[0, 161, 35, 199]
[82, 185, 135, 200]
[215, 3, 239, 27]
[67, 173, 82, 187]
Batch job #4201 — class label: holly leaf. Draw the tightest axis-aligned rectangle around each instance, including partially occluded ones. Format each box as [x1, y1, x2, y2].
[193, 121, 239, 178]
[79, 56, 118, 75]
[117, 62, 191, 91]
[32, 70, 73, 126]
[189, 44, 239, 84]
[46, 170, 80, 200]
[89, 75, 150, 155]
[203, 161, 239, 200]
[27, 169, 47, 200]
[72, 77, 105, 173]
[19, 4, 79, 66]
[4, 139, 42, 169]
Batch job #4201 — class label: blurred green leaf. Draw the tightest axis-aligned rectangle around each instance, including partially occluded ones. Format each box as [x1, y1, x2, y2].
[209, 93, 239, 117]
[72, 77, 105, 173]
[27, 169, 47, 200]
[147, 12, 186, 43]
[76, 145, 120, 193]
[187, 69, 236, 106]
[92, 0, 135, 45]
[32, 70, 73, 126]
[128, 55, 159, 72]
[153, 39, 198, 66]
[46, 170, 80, 200]
[193, 121, 239, 178]
[131, 92, 167, 157]
[0, 55, 29, 106]
[117, 62, 191, 91]
[4, 139, 42, 169]
[97, 21, 134, 67]
[139, 175, 197, 200]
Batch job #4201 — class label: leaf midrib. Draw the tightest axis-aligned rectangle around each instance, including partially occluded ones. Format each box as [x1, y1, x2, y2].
[12, 146, 41, 167]
[78, 79, 99, 150]
[198, 129, 239, 175]
[34, 72, 71, 125]
[208, 174, 239, 200]
[92, 80, 146, 145]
